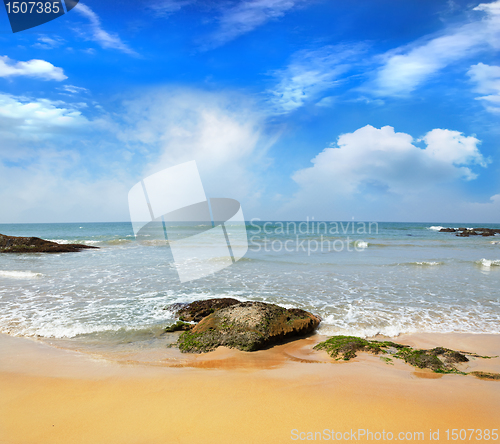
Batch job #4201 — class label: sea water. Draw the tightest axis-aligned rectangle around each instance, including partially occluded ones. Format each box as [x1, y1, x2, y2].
[0, 221, 499, 354]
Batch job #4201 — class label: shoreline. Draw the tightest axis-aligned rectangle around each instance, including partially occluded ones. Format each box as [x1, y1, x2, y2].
[1, 332, 499, 444]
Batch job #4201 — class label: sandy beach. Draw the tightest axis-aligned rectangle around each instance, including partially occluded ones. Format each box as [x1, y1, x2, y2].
[1, 332, 499, 444]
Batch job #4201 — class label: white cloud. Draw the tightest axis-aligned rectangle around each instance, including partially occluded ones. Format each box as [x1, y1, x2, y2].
[294, 125, 486, 193]
[315, 96, 336, 108]
[468, 62, 500, 113]
[0, 157, 131, 223]
[267, 45, 364, 114]
[59, 85, 89, 95]
[74, 4, 137, 56]
[0, 93, 89, 145]
[117, 88, 274, 202]
[148, 0, 193, 17]
[32, 35, 64, 50]
[0, 55, 66, 81]
[0, 92, 128, 223]
[0, 87, 275, 223]
[464, 193, 500, 221]
[421, 128, 488, 173]
[370, 0, 500, 96]
[204, 0, 304, 50]
[281, 125, 488, 220]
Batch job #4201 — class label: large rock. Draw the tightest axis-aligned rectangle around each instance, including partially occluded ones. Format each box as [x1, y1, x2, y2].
[177, 301, 321, 353]
[0, 234, 98, 253]
[167, 298, 240, 322]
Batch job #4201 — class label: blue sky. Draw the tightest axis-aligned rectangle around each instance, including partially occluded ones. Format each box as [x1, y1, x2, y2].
[0, 0, 499, 223]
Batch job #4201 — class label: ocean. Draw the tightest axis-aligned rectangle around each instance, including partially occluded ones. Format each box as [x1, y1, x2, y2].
[0, 221, 499, 356]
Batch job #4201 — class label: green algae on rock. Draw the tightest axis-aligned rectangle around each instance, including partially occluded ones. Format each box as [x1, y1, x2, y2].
[177, 301, 321, 353]
[469, 371, 500, 380]
[313, 335, 407, 361]
[395, 346, 469, 373]
[164, 321, 192, 332]
[314, 335, 498, 377]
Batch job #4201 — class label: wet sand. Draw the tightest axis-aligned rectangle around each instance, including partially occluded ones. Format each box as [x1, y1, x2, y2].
[0, 332, 499, 444]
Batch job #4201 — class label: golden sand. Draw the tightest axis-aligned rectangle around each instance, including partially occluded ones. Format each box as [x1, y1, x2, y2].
[0, 333, 499, 444]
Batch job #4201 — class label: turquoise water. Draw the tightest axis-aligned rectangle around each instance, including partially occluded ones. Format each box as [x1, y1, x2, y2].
[0, 221, 499, 351]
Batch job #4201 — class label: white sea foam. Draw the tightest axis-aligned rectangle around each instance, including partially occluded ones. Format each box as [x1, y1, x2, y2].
[356, 241, 368, 248]
[477, 259, 500, 268]
[318, 302, 500, 337]
[428, 226, 445, 231]
[1, 221, 500, 348]
[414, 261, 442, 266]
[0, 270, 42, 279]
[317, 323, 417, 339]
[48, 239, 101, 245]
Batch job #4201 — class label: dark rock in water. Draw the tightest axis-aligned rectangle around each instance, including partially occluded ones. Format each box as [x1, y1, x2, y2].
[476, 227, 500, 235]
[0, 233, 98, 253]
[439, 227, 500, 238]
[177, 301, 321, 353]
[165, 302, 188, 314]
[168, 298, 240, 322]
[479, 228, 497, 236]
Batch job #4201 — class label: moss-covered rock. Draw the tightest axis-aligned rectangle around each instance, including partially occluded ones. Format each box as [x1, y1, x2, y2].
[313, 335, 406, 361]
[0, 234, 98, 253]
[469, 371, 500, 381]
[314, 335, 496, 377]
[394, 347, 469, 372]
[164, 321, 192, 332]
[177, 301, 321, 353]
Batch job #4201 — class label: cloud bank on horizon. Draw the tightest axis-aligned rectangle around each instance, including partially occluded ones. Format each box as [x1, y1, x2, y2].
[0, 0, 499, 223]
